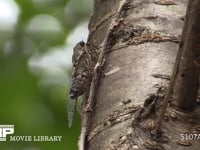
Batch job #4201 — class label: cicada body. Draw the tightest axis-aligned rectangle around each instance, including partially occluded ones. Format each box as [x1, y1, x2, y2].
[67, 41, 99, 128]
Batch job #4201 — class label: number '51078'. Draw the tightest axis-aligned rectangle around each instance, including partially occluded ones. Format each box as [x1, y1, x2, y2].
[180, 133, 200, 141]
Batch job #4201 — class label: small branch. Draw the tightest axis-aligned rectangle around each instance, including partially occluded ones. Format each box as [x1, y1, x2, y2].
[172, 0, 200, 110]
[153, 0, 194, 136]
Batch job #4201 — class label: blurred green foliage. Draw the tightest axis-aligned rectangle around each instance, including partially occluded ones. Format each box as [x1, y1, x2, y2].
[0, 0, 92, 149]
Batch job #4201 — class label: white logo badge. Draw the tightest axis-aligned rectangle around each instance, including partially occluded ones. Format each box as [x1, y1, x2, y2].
[0, 125, 14, 141]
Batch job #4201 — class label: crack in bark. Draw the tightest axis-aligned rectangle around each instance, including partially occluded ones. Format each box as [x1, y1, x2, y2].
[132, 86, 166, 126]
[108, 23, 180, 53]
[151, 74, 170, 81]
[88, 105, 141, 142]
[154, 0, 177, 5]
[105, 128, 137, 150]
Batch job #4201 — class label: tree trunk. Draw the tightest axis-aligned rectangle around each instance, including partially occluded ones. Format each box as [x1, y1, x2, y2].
[172, 0, 200, 111]
[80, 0, 200, 149]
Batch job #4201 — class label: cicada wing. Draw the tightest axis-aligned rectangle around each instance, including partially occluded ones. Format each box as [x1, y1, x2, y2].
[67, 98, 77, 128]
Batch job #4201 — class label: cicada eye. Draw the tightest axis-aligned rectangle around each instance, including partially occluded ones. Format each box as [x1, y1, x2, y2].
[79, 41, 85, 47]
[72, 48, 80, 65]
[72, 52, 79, 65]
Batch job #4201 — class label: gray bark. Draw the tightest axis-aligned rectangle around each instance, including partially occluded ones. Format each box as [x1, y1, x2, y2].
[82, 0, 200, 149]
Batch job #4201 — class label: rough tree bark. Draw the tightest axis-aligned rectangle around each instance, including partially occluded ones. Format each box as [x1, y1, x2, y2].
[79, 0, 200, 149]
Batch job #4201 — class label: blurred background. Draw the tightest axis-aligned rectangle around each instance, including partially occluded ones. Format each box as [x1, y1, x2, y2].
[0, 0, 93, 149]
